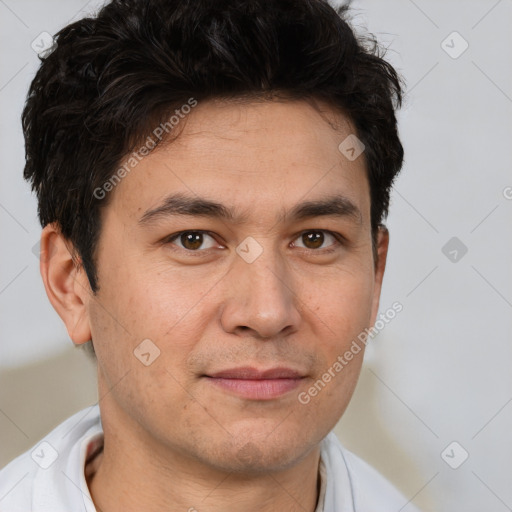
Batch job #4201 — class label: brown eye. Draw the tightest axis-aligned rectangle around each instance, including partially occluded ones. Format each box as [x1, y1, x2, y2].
[180, 232, 203, 250]
[293, 230, 340, 251]
[166, 231, 218, 251]
[302, 231, 324, 249]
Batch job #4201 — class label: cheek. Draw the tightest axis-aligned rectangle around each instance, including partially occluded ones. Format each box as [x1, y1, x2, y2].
[89, 263, 216, 405]
[297, 346, 364, 441]
[103, 257, 207, 336]
[87, 273, 200, 430]
[306, 269, 375, 344]
[298, 269, 372, 413]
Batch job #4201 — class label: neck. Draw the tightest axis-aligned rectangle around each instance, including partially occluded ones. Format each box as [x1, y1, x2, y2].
[87, 438, 321, 512]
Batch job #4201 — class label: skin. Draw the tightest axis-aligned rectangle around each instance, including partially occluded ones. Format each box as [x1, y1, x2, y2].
[40, 98, 389, 512]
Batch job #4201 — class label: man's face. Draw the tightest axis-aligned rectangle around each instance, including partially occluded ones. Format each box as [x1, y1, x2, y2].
[84, 99, 386, 473]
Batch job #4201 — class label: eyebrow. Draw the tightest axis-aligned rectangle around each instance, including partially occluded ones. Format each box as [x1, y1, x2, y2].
[138, 192, 363, 227]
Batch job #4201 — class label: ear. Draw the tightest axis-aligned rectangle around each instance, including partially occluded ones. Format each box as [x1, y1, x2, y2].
[369, 225, 390, 326]
[39, 223, 92, 345]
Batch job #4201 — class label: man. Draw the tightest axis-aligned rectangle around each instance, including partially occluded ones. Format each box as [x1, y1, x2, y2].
[0, 0, 419, 510]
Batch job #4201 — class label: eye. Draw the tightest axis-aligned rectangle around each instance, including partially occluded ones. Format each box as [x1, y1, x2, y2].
[163, 229, 344, 255]
[164, 231, 222, 252]
[291, 230, 343, 252]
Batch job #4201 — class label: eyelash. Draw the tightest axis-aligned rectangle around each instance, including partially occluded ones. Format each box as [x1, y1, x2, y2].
[162, 229, 346, 255]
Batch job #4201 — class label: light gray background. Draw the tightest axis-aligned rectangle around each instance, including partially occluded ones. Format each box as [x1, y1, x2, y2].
[1, 1, 511, 511]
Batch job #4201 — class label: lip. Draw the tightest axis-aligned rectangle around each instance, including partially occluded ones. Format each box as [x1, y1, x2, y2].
[206, 366, 303, 379]
[204, 367, 306, 400]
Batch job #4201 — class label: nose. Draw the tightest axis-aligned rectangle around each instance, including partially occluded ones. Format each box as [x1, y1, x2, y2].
[220, 244, 302, 340]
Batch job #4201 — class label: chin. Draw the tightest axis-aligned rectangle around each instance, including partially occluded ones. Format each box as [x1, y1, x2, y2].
[202, 431, 316, 475]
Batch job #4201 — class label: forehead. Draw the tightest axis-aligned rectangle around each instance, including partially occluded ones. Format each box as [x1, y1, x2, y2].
[106, 99, 370, 228]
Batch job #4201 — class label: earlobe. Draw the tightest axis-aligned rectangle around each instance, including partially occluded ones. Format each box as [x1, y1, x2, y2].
[369, 225, 390, 326]
[39, 223, 93, 345]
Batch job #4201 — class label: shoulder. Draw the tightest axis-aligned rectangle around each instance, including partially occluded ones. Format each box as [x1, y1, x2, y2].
[0, 405, 102, 512]
[321, 431, 421, 512]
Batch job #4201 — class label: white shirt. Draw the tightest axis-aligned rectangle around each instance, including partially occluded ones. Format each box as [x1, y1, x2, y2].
[0, 405, 420, 511]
